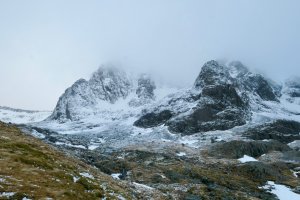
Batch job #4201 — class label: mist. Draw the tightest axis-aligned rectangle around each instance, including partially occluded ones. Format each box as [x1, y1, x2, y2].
[0, 0, 300, 110]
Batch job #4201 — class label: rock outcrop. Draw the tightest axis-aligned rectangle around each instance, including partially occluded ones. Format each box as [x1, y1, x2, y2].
[243, 120, 300, 144]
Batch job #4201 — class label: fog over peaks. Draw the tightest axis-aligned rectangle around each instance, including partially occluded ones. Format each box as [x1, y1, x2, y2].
[0, 0, 300, 110]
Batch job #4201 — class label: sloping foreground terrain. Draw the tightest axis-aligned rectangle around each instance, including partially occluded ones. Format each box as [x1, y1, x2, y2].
[3, 121, 300, 199]
[0, 121, 167, 200]
[17, 121, 300, 199]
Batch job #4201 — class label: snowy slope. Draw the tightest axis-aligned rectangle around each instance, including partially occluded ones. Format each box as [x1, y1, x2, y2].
[0, 60, 292, 154]
[32, 61, 300, 134]
[18, 61, 298, 154]
[0, 106, 51, 124]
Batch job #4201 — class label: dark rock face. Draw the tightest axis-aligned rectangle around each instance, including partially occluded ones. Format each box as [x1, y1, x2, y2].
[283, 77, 300, 98]
[167, 85, 247, 135]
[228, 61, 278, 101]
[242, 74, 278, 101]
[208, 140, 291, 159]
[167, 104, 246, 134]
[289, 91, 300, 98]
[201, 84, 245, 107]
[243, 120, 300, 144]
[194, 60, 232, 88]
[134, 110, 173, 128]
[282, 151, 300, 162]
[166, 62, 250, 134]
[136, 74, 156, 100]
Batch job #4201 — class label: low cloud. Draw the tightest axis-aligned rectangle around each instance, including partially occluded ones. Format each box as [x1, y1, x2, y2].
[0, 0, 299, 109]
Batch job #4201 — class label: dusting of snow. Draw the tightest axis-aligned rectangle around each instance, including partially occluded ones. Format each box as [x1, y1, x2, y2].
[55, 142, 86, 149]
[22, 197, 32, 200]
[238, 155, 258, 163]
[31, 129, 45, 139]
[288, 140, 300, 149]
[88, 144, 100, 150]
[117, 195, 126, 200]
[133, 182, 154, 190]
[79, 172, 94, 179]
[0, 192, 15, 198]
[176, 152, 186, 157]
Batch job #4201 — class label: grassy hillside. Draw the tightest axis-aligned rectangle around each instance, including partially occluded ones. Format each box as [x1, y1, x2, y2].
[0, 121, 132, 200]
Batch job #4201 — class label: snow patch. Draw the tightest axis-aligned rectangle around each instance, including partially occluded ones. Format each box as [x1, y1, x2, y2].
[238, 155, 258, 163]
[73, 176, 80, 182]
[55, 142, 86, 149]
[260, 181, 300, 200]
[133, 182, 154, 190]
[0, 192, 15, 198]
[288, 140, 300, 149]
[80, 172, 94, 179]
[176, 152, 186, 157]
[88, 144, 100, 150]
[111, 173, 121, 180]
[22, 197, 32, 200]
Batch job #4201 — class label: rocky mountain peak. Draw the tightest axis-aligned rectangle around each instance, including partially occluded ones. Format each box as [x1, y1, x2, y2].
[228, 61, 250, 77]
[48, 65, 134, 122]
[89, 66, 132, 103]
[194, 60, 232, 89]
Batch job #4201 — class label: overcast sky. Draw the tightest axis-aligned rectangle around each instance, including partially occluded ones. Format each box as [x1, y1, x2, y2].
[0, 0, 300, 110]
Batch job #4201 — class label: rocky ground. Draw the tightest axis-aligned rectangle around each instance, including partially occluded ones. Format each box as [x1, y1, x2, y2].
[16, 120, 300, 199]
[0, 121, 170, 200]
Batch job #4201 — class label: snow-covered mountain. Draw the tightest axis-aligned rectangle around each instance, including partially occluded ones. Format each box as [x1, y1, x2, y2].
[47, 66, 160, 123]
[25, 60, 298, 135]
[3, 60, 297, 140]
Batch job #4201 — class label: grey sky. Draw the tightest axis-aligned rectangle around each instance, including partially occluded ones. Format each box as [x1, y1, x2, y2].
[0, 0, 300, 110]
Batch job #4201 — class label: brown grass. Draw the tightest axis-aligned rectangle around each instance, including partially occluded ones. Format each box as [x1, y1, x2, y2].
[0, 122, 131, 200]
